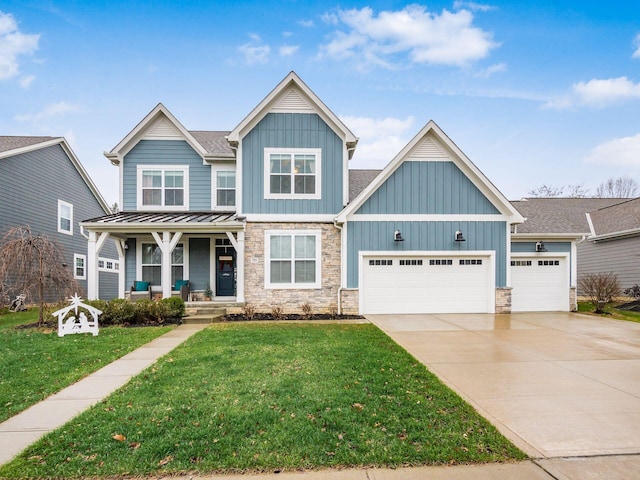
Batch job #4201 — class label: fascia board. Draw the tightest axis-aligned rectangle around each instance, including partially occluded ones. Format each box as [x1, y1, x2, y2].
[511, 233, 585, 240]
[588, 227, 640, 242]
[0, 137, 63, 160]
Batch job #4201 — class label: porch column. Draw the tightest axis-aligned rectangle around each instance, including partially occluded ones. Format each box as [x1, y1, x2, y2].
[151, 231, 183, 298]
[236, 231, 245, 302]
[87, 231, 98, 300]
[115, 239, 127, 298]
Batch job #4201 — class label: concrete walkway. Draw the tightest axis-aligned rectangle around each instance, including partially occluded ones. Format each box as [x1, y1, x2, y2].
[0, 323, 208, 466]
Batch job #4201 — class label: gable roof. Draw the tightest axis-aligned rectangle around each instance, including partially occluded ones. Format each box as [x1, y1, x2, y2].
[511, 197, 627, 236]
[189, 131, 234, 158]
[104, 103, 230, 165]
[226, 71, 358, 155]
[0, 136, 111, 214]
[586, 197, 640, 239]
[337, 121, 524, 223]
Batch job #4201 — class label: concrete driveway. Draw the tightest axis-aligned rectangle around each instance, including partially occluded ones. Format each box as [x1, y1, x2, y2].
[367, 312, 640, 460]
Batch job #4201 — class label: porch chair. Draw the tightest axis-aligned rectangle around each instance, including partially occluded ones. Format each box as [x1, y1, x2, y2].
[130, 281, 152, 301]
[172, 280, 190, 301]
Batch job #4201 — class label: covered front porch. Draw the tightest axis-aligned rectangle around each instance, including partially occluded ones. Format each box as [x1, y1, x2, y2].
[80, 212, 246, 302]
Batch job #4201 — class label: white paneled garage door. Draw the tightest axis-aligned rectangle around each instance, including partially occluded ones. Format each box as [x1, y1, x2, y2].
[511, 256, 569, 312]
[360, 253, 494, 314]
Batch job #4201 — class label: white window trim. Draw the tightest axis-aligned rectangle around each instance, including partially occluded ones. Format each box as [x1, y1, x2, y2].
[74, 254, 86, 280]
[263, 148, 321, 200]
[58, 200, 73, 235]
[98, 257, 120, 272]
[136, 165, 189, 211]
[135, 240, 190, 288]
[212, 167, 237, 211]
[264, 229, 321, 289]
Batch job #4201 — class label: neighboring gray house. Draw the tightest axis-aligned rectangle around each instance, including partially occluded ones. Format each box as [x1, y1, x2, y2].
[510, 197, 632, 299]
[581, 198, 640, 291]
[0, 136, 119, 301]
[82, 72, 589, 314]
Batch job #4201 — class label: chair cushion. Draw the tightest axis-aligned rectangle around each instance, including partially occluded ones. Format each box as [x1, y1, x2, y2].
[134, 281, 150, 291]
[174, 280, 189, 290]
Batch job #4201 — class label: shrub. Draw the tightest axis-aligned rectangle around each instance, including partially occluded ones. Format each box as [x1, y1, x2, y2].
[327, 304, 339, 319]
[104, 298, 137, 325]
[579, 272, 621, 313]
[271, 304, 284, 320]
[301, 302, 312, 319]
[623, 284, 640, 299]
[158, 297, 185, 320]
[242, 303, 256, 320]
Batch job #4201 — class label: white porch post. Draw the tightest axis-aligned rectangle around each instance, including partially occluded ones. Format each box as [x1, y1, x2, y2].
[237, 231, 245, 302]
[87, 231, 98, 300]
[115, 239, 127, 298]
[151, 231, 183, 298]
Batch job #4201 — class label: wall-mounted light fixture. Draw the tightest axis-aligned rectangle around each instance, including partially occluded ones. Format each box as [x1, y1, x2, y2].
[535, 241, 547, 252]
[454, 230, 465, 242]
[394, 229, 404, 242]
[123, 240, 129, 250]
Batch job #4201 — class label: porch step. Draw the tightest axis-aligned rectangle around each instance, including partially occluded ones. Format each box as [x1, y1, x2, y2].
[182, 313, 225, 324]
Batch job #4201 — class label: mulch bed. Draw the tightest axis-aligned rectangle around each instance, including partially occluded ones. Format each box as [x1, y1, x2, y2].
[617, 300, 640, 312]
[222, 313, 364, 322]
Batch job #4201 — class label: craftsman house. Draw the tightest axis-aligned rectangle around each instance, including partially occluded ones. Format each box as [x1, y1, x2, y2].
[81, 72, 579, 314]
[0, 136, 118, 301]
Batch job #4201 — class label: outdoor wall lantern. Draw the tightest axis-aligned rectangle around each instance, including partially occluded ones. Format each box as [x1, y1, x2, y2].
[394, 229, 404, 242]
[536, 241, 547, 252]
[454, 230, 465, 242]
[123, 240, 129, 250]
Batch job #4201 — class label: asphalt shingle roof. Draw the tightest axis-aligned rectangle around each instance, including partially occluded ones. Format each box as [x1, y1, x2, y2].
[588, 198, 640, 236]
[189, 131, 234, 158]
[349, 169, 381, 202]
[510, 197, 628, 234]
[0, 136, 58, 154]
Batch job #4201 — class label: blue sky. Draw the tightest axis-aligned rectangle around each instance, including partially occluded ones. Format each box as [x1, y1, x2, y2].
[1, 0, 640, 205]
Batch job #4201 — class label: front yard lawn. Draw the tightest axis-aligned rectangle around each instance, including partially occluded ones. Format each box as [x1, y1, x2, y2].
[0, 323, 526, 479]
[577, 301, 640, 323]
[0, 310, 172, 423]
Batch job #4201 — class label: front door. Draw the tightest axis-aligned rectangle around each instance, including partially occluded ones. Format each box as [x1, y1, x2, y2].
[215, 247, 235, 297]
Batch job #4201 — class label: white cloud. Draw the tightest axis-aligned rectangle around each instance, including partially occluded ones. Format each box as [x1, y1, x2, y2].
[0, 11, 40, 81]
[474, 62, 506, 78]
[544, 76, 640, 109]
[341, 115, 415, 167]
[18, 74, 34, 88]
[453, 1, 496, 12]
[14, 101, 81, 122]
[298, 19, 315, 28]
[279, 44, 299, 56]
[584, 133, 640, 167]
[238, 34, 270, 65]
[633, 33, 640, 59]
[319, 5, 498, 70]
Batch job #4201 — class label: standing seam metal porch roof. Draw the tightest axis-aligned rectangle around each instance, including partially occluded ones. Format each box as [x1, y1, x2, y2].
[81, 212, 245, 232]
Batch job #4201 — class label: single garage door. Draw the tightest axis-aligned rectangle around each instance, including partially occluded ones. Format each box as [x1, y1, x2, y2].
[361, 254, 494, 314]
[511, 257, 569, 312]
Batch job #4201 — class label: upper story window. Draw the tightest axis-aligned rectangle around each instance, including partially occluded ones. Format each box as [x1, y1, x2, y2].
[264, 148, 321, 200]
[58, 200, 73, 235]
[216, 171, 236, 209]
[137, 165, 189, 210]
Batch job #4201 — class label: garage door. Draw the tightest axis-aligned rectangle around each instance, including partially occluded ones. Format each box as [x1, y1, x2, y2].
[511, 257, 569, 312]
[361, 254, 494, 314]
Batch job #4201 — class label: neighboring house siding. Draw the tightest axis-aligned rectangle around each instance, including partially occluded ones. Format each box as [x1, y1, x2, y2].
[346, 220, 507, 288]
[242, 113, 344, 214]
[578, 237, 640, 292]
[188, 238, 210, 292]
[356, 162, 500, 215]
[0, 144, 112, 300]
[122, 140, 211, 210]
[125, 241, 137, 289]
[99, 272, 118, 300]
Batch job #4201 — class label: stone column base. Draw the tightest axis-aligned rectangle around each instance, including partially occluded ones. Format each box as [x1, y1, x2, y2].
[495, 287, 512, 314]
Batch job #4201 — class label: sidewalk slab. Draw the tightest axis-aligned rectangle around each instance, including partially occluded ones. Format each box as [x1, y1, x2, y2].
[536, 455, 640, 480]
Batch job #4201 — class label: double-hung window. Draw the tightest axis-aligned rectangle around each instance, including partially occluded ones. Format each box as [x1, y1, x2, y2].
[58, 200, 73, 235]
[216, 171, 236, 208]
[264, 148, 321, 199]
[265, 230, 321, 289]
[137, 166, 189, 210]
[74, 254, 86, 280]
[141, 243, 184, 286]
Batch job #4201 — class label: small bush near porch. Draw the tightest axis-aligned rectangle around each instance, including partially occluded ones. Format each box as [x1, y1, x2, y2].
[1, 323, 525, 478]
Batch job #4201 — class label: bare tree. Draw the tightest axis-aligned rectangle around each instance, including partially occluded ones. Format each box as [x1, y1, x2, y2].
[0, 226, 79, 325]
[527, 183, 590, 198]
[595, 175, 638, 198]
[578, 272, 620, 313]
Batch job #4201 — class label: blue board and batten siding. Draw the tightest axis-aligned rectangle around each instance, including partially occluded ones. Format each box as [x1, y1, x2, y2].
[356, 162, 500, 215]
[242, 113, 344, 214]
[0, 143, 118, 299]
[122, 140, 211, 211]
[347, 160, 507, 288]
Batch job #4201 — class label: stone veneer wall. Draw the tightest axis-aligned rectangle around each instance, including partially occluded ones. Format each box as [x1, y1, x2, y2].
[339, 289, 359, 315]
[244, 222, 341, 314]
[570, 287, 577, 311]
[495, 287, 512, 314]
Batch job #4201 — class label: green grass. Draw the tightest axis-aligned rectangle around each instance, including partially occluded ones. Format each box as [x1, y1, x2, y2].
[577, 301, 640, 323]
[0, 312, 172, 423]
[0, 323, 525, 479]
